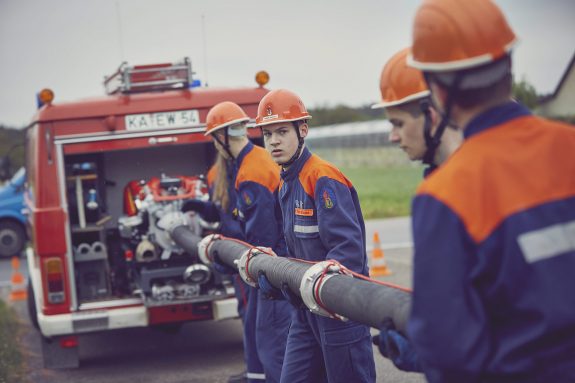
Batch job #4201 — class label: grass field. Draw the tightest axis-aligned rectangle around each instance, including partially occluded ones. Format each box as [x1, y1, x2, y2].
[343, 165, 423, 219]
[312, 147, 424, 219]
[0, 299, 23, 383]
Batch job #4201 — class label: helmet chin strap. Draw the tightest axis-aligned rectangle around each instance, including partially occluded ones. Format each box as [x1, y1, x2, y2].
[421, 100, 438, 166]
[422, 74, 462, 166]
[213, 129, 235, 160]
[279, 121, 304, 169]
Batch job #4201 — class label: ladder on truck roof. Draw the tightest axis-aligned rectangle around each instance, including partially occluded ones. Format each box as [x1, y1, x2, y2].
[103, 57, 194, 95]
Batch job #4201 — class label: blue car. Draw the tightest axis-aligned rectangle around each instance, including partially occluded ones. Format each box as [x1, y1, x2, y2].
[0, 167, 27, 257]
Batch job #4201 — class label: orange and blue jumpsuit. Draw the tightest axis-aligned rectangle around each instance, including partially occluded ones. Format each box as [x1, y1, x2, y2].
[278, 147, 376, 383]
[234, 141, 292, 383]
[408, 102, 575, 383]
[206, 163, 265, 381]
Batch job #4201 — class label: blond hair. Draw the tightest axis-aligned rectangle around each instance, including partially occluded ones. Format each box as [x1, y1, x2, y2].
[212, 153, 230, 211]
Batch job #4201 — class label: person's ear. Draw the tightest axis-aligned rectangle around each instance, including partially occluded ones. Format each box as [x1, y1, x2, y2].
[299, 123, 309, 139]
[428, 106, 440, 133]
[429, 82, 448, 111]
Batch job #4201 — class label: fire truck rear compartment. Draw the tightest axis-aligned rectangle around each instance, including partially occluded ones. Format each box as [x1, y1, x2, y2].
[63, 140, 229, 306]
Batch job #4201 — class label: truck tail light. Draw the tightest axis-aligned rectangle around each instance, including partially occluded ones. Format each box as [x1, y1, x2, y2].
[124, 249, 134, 261]
[44, 258, 65, 304]
[59, 336, 78, 348]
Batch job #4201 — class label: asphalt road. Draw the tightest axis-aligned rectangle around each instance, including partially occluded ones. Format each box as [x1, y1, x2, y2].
[2, 218, 426, 383]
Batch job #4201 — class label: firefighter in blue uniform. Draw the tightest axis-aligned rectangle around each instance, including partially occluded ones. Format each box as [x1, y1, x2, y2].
[202, 163, 251, 382]
[255, 89, 376, 383]
[395, 0, 575, 381]
[185, 132, 259, 383]
[370, 47, 463, 371]
[203, 101, 292, 383]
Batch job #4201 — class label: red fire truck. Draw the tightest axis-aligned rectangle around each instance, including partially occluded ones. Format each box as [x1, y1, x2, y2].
[25, 58, 269, 368]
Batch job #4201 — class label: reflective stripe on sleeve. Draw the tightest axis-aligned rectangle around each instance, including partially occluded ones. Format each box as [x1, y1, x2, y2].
[246, 372, 266, 380]
[518, 220, 575, 264]
[294, 224, 319, 233]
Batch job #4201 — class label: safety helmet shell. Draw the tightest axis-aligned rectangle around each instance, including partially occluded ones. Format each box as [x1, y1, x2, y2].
[408, 0, 517, 72]
[372, 48, 430, 109]
[255, 89, 311, 127]
[204, 101, 250, 136]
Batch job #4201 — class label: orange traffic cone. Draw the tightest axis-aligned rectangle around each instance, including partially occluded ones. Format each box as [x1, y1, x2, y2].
[369, 232, 391, 277]
[9, 256, 27, 301]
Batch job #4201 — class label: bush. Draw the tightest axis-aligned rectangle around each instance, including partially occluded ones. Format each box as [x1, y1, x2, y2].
[0, 299, 24, 383]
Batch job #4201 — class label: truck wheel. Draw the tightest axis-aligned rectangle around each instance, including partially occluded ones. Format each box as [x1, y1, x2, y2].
[0, 220, 25, 258]
[27, 278, 40, 330]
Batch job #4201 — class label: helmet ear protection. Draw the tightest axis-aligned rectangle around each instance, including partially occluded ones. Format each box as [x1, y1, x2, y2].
[226, 123, 247, 137]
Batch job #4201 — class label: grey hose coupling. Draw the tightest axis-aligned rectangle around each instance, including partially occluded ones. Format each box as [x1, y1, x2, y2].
[237, 247, 275, 288]
[197, 234, 222, 265]
[299, 260, 352, 321]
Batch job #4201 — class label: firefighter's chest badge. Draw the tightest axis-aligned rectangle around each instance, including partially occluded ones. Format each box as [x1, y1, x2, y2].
[320, 187, 336, 209]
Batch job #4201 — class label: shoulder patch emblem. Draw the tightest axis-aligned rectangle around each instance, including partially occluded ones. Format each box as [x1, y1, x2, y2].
[321, 187, 336, 209]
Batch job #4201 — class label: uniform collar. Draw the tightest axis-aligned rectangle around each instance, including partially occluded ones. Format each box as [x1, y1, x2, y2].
[281, 146, 311, 182]
[235, 140, 254, 170]
[423, 164, 437, 178]
[464, 101, 531, 140]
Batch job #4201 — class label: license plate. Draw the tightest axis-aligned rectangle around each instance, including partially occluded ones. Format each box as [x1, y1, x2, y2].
[125, 109, 200, 130]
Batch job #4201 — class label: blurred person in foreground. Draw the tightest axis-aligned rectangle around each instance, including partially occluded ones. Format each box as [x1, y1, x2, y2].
[405, 0, 575, 381]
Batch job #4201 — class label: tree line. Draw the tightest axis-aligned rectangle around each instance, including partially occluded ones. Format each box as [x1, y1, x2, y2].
[0, 126, 26, 174]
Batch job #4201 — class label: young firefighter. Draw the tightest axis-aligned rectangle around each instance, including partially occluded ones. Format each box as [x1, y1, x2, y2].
[369, 47, 463, 371]
[255, 89, 376, 383]
[372, 47, 462, 177]
[191, 101, 292, 383]
[185, 124, 262, 383]
[403, 0, 575, 381]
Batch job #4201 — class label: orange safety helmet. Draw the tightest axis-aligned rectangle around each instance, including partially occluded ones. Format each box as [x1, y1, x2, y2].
[372, 48, 430, 109]
[408, 0, 517, 72]
[204, 101, 250, 136]
[255, 89, 311, 127]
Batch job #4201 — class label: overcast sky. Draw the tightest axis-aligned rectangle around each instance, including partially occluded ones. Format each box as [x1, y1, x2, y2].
[1, 0, 574, 128]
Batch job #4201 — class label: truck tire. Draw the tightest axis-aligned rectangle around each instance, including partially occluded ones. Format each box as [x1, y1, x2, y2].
[0, 220, 25, 258]
[27, 278, 40, 330]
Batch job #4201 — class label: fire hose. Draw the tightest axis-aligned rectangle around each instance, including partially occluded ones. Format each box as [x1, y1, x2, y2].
[170, 229, 412, 334]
